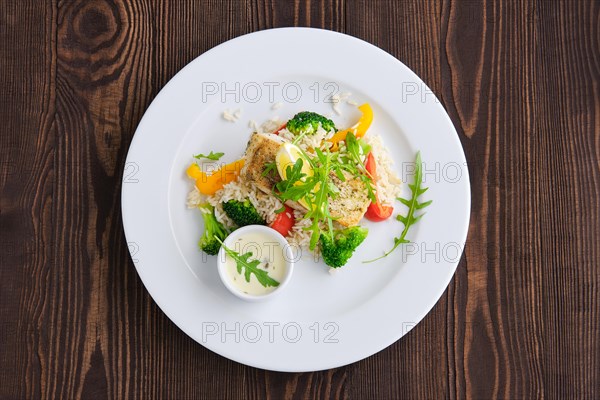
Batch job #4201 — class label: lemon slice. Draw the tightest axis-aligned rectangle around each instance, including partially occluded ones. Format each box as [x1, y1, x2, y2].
[275, 143, 313, 208]
[275, 143, 313, 180]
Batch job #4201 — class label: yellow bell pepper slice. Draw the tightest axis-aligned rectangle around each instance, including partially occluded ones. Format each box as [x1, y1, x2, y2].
[328, 103, 373, 150]
[186, 163, 204, 180]
[187, 159, 245, 195]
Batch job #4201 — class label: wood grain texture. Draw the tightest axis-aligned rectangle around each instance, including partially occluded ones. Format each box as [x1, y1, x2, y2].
[1, 0, 598, 399]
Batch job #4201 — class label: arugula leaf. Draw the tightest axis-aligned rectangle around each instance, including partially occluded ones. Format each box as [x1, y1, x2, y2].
[261, 161, 278, 178]
[303, 148, 338, 249]
[274, 159, 309, 199]
[193, 151, 224, 161]
[364, 151, 431, 263]
[270, 147, 339, 250]
[216, 237, 280, 288]
[345, 131, 361, 156]
[292, 131, 308, 145]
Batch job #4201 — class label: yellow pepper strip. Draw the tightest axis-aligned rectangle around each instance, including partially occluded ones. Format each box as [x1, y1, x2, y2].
[186, 163, 204, 180]
[328, 103, 373, 150]
[186, 159, 245, 195]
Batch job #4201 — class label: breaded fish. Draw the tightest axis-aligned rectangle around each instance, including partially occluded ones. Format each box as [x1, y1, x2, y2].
[241, 132, 370, 227]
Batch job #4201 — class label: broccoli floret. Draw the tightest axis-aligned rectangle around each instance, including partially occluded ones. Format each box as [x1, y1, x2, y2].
[199, 204, 228, 255]
[222, 199, 266, 227]
[319, 226, 368, 268]
[287, 111, 337, 135]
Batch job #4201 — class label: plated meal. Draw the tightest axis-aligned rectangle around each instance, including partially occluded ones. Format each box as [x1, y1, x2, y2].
[122, 28, 469, 371]
[185, 103, 430, 294]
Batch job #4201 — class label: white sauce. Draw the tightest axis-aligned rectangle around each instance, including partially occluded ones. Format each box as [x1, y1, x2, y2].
[223, 231, 287, 296]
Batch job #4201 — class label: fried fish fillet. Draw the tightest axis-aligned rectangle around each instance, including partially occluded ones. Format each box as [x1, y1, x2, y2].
[327, 171, 370, 227]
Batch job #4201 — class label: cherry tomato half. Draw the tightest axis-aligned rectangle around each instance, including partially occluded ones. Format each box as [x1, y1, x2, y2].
[270, 205, 295, 236]
[365, 201, 394, 221]
[364, 152, 378, 180]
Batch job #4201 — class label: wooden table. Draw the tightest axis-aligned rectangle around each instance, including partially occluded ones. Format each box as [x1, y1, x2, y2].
[1, 1, 598, 398]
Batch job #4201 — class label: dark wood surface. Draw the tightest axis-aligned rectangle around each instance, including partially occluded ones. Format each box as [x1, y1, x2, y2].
[1, 0, 598, 399]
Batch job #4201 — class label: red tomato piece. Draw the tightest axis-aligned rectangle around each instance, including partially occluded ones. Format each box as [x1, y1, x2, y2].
[364, 152, 393, 221]
[273, 123, 287, 135]
[269, 205, 295, 236]
[364, 152, 378, 180]
[365, 201, 394, 221]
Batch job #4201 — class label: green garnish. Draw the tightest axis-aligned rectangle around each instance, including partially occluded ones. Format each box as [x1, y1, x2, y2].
[365, 151, 432, 263]
[194, 151, 224, 161]
[261, 161, 278, 178]
[358, 139, 372, 155]
[273, 148, 339, 250]
[304, 149, 339, 249]
[342, 132, 376, 202]
[274, 159, 309, 201]
[215, 237, 280, 288]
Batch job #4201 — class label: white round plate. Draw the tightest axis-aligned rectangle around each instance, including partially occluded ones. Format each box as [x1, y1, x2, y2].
[122, 28, 470, 372]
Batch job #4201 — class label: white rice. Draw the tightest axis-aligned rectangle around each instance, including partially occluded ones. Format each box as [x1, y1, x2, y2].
[363, 134, 402, 206]
[223, 108, 242, 122]
[277, 124, 335, 152]
[331, 92, 352, 115]
[186, 187, 202, 209]
[207, 180, 283, 225]
[271, 102, 283, 110]
[286, 209, 313, 250]
[251, 117, 282, 135]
